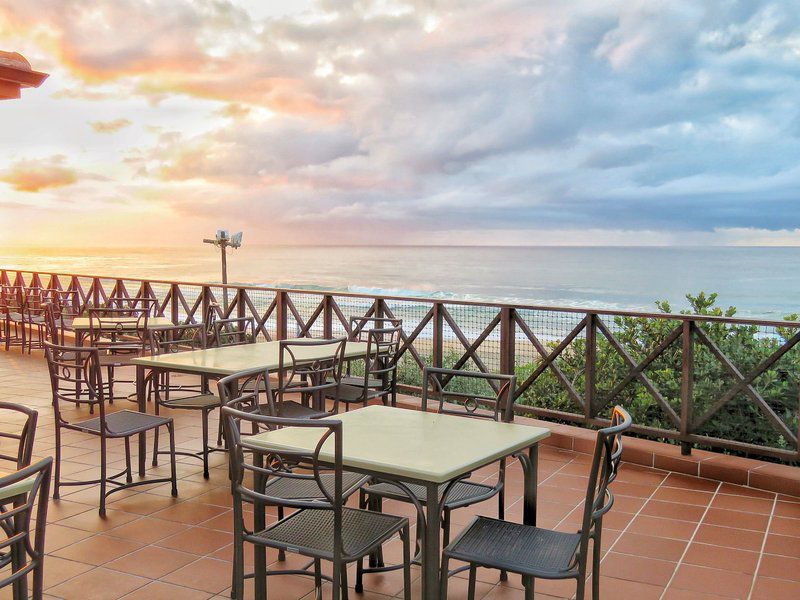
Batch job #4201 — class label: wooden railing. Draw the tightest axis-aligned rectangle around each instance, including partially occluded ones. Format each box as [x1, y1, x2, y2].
[3, 268, 799, 462]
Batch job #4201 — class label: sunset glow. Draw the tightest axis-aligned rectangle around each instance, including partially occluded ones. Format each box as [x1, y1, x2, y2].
[2, 1, 800, 247]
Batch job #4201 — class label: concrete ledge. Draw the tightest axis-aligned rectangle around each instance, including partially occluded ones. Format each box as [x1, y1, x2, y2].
[394, 394, 800, 498]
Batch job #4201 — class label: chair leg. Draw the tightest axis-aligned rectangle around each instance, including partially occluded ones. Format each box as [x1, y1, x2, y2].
[442, 507, 451, 547]
[499, 489, 507, 581]
[124, 437, 133, 483]
[32, 559, 44, 600]
[151, 401, 160, 467]
[340, 563, 349, 600]
[99, 435, 108, 517]
[331, 560, 341, 600]
[355, 555, 364, 593]
[53, 427, 61, 500]
[231, 502, 245, 600]
[167, 422, 178, 497]
[523, 576, 534, 600]
[201, 408, 210, 479]
[467, 565, 477, 600]
[277, 506, 286, 561]
[439, 554, 450, 600]
[592, 524, 603, 600]
[402, 524, 411, 600]
[314, 558, 322, 600]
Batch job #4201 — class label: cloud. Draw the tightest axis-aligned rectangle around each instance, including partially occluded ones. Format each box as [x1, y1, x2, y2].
[89, 118, 132, 133]
[2, 0, 800, 243]
[0, 155, 79, 192]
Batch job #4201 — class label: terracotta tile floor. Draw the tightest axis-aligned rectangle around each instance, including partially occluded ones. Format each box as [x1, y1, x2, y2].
[1, 348, 800, 599]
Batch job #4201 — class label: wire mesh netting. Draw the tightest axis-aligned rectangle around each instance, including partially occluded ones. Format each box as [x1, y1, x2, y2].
[514, 309, 587, 415]
[244, 288, 278, 340]
[382, 298, 435, 388]
[285, 292, 326, 338]
[594, 314, 684, 427]
[693, 321, 800, 452]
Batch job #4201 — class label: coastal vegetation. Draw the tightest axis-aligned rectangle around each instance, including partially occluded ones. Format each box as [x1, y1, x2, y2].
[395, 292, 800, 457]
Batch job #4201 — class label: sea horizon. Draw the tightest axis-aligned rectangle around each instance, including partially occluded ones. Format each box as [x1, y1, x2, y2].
[2, 245, 799, 320]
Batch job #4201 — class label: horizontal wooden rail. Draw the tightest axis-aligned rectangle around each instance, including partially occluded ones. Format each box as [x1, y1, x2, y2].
[2, 268, 799, 462]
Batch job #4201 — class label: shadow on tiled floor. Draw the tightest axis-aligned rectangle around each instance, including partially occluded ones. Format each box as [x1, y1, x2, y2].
[0, 348, 799, 599]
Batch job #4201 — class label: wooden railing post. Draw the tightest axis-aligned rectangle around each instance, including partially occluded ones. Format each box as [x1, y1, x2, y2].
[432, 302, 443, 370]
[276, 291, 288, 340]
[236, 288, 246, 320]
[500, 307, 516, 378]
[584, 313, 597, 421]
[323, 295, 333, 338]
[680, 319, 695, 455]
[170, 283, 180, 323]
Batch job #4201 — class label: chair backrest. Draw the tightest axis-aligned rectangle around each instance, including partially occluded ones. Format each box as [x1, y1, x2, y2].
[218, 368, 273, 421]
[149, 323, 207, 355]
[0, 457, 52, 592]
[44, 342, 109, 425]
[0, 403, 37, 469]
[104, 296, 158, 316]
[422, 367, 516, 423]
[51, 289, 80, 318]
[276, 338, 347, 413]
[212, 317, 255, 347]
[577, 407, 632, 549]
[220, 398, 352, 558]
[87, 306, 149, 353]
[362, 325, 402, 386]
[348, 316, 402, 341]
[2, 285, 25, 313]
[43, 303, 61, 345]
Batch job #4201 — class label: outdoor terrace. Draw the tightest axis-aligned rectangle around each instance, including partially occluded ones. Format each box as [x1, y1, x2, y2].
[2, 347, 800, 600]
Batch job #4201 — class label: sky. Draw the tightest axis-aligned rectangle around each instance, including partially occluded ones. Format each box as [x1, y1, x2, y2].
[1, 0, 800, 247]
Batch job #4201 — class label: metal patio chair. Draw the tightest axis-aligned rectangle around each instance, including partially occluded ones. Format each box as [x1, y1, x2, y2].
[0, 402, 38, 470]
[87, 306, 150, 402]
[331, 318, 402, 409]
[440, 406, 633, 600]
[44, 342, 178, 516]
[104, 296, 158, 317]
[219, 389, 411, 600]
[148, 323, 220, 478]
[1, 286, 26, 352]
[0, 457, 52, 600]
[20, 287, 47, 354]
[362, 367, 517, 570]
[211, 316, 255, 347]
[275, 338, 347, 419]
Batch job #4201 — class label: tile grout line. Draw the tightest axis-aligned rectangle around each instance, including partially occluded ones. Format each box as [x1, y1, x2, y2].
[563, 468, 671, 600]
[657, 480, 723, 600]
[746, 492, 779, 600]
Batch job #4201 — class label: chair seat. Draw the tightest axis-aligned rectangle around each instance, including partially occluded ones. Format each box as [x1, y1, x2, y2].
[330, 383, 388, 404]
[263, 472, 369, 501]
[445, 516, 581, 577]
[338, 376, 383, 388]
[254, 507, 406, 561]
[271, 401, 328, 420]
[97, 353, 138, 367]
[73, 409, 171, 437]
[366, 479, 497, 508]
[160, 392, 219, 409]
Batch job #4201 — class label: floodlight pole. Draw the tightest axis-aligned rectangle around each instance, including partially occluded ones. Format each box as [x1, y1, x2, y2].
[203, 233, 232, 312]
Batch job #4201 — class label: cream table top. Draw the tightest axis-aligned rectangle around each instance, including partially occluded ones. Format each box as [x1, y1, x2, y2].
[247, 405, 550, 484]
[0, 470, 35, 502]
[131, 339, 373, 377]
[72, 316, 174, 331]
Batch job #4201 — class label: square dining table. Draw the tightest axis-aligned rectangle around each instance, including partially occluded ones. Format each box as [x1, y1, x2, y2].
[130, 339, 375, 474]
[71, 316, 174, 344]
[246, 404, 551, 600]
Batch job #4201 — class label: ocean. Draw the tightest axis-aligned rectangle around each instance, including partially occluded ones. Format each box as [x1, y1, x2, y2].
[1, 245, 799, 319]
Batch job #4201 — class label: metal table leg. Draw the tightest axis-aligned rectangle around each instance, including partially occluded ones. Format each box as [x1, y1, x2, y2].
[136, 364, 147, 476]
[422, 481, 442, 600]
